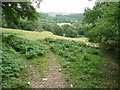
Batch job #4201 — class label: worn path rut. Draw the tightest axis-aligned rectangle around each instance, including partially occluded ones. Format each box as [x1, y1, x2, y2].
[27, 50, 65, 88]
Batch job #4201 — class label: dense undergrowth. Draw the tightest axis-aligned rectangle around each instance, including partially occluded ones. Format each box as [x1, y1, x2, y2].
[2, 43, 25, 88]
[43, 38, 119, 88]
[2, 35, 46, 88]
[2, 33, 119, 88]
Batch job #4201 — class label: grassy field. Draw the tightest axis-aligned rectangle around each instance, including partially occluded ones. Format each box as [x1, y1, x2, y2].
[1, 28, 86, 41]
[1, 28, 97, 45]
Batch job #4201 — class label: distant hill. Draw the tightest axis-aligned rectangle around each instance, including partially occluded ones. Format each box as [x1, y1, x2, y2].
[56, 13, 83, 20]
[46, 12, 83, 20]
[39, 12, 83, 23]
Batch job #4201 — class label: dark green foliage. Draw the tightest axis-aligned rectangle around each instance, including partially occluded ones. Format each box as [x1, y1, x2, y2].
[83, 2, 120, 60]
[2, 43, 26, 88]
[83, 54, 89, 61]
[17, 20, 34, 31]
[62, 24, 78, 38]
[2, 2, 39, 28]
[54, 13, 83, 23]
[83, 7, 102, 24]
[2, 34, 47, 88]
[5, 35, 46, 59]
[2, 45, 23, 78]
[72, 20, 85, 35]
[52, 24, 64, 36]
[17, 20, 43, 31]
[42, 22, 54, 31]
[53, 16, 75, 23]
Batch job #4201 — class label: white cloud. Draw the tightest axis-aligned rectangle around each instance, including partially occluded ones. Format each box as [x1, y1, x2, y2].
[35, 0, 96, 13]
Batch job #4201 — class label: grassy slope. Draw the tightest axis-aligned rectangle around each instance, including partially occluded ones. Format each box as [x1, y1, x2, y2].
[1, 28, 88, 42]
[1, 28, 98, 47]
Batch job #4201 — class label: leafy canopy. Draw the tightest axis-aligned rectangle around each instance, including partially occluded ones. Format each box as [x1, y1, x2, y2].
[83, 2, 120, 59]
[2, 2, 39, 27]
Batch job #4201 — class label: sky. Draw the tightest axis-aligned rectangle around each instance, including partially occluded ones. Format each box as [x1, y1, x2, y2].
[34, 0, 96, 13]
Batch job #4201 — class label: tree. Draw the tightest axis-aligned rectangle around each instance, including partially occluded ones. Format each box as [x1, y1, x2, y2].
[62, 24, 78, 38]
[73, 20, 85, 35]
[82, 2, 103, 38]
[17, 20, 34, 31]
[42, 22, 53, 31]
[2, 1, 41, 28]
[83, 3, 102, 24]
[83, 2, 120, 59]
[53, 24, 64, 36]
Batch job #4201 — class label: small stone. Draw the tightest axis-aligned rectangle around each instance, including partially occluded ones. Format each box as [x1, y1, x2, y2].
[27, 82, 30, 85]
[29, 65, 32, 68]
[70, 84, 73, 87]
[59, 69, 62, 72]
[42, 78, 48, 81]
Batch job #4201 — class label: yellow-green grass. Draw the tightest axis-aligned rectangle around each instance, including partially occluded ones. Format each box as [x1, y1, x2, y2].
[0, 28, 97, 46]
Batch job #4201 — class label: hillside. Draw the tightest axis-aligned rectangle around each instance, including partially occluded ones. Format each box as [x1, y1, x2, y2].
[2, 29, 119, 88]
[1, 28, 99, 47]
[1, 28, 91, 44]
[56, 13, 83, 20]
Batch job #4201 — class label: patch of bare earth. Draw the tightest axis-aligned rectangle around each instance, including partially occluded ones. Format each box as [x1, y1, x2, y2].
[27, 52, 65, 88]
[38, 52, 65, 88]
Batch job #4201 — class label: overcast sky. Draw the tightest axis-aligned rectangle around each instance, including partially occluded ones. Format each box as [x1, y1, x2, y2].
[35, 0, 96, 13]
